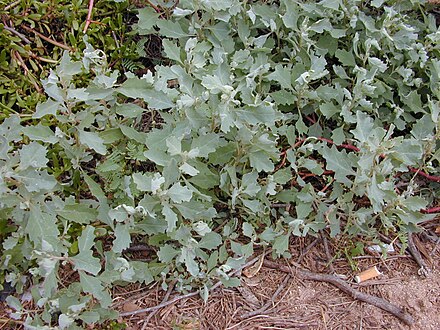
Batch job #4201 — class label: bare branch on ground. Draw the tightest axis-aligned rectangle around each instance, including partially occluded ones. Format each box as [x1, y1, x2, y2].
[262, 259, 415, 326]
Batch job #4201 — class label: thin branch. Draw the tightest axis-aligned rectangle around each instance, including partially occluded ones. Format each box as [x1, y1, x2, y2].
[3, 25, 31, 44]
[239, 274, 291, 319]
[120, 255, 263, 317]
[322, 235, 336, 274]
[408, 167, 440, 183]
[297, 237, 319, 264]
[407, 233, 430, 277]
[422, 206, 440, 214]
[83, 0, 94, 33]
[21, 25, 71, 51]
[263, 259, 415, 326]
[141, 279, 177, 329]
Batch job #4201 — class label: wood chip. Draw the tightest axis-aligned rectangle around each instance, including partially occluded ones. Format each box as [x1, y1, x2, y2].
[243, 253, 265, 278]
[122, 302, 141, 313]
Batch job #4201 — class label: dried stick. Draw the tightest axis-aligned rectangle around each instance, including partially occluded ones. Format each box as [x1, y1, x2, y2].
[140, 279, 177, 330]
[120, 255, 263, 317]
[3, 25, 31, 44]
[322, 235, 336, 274]
[21, 25, 71, 51]
[297, 237, 319, 264]
[407, 233, 430, 277]
[83, 0, 94, 33]
[239, 274, 291, 320]
[263, 259, 414, 326]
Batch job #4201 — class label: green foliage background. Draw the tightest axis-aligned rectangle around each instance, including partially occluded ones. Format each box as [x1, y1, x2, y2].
[0, 0, 439, 328]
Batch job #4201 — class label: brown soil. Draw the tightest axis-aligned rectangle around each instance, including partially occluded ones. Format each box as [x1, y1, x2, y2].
[111, 233, 440, 330]
[1, 233, 439, 330]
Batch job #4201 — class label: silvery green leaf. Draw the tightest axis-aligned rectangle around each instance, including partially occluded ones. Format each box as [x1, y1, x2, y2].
[198, 231, 222, 250]
[19, 169, 57, 192]
[57, 204, 98, 224]
[371, 0, 385, 8]
[22, 124, 58, 144]
[78, 311, 100, 324]
[273, 233, 289, 256]
[162, 204, 178, 232]
[282, 0, 299, 28]
[79, 130, 107, 155]
[201, 284, 209, 303]
[118, 77, 174, 109]
[19, 142, 48, 169]
[119, 125, 147, 144]
[193, 221, 211, 236]
[113, 223, 132, 253]
[201, 75, 232, 94]
[181, 247, 199, 276]
[249, 151, 274, 172]
[351, 111, 374, 143]
[33, 99, 61, 119]
[392, 140, 423, 166]
[38, 257, 57, 276]
[167, 183, 192, 203]
[403, 196, 427, 212]
[79, 271, 111, 307]
[157, 20, 190, 38]
[26, 206, 59, 246]
[157, 244, 179, 263]
[58, 51, 83, 76]
[260, 227, 277, 242]
[267, 64, 292, 89]
[162, 39, 182, 64]
[201, 0, 233, 11]
[335, 49, 356, 67]
[58, 314, 74, 330]
[150, 173, 166, 193]
[241, 171, 261, 196]
[72, 250, 101, 275]
[179, 162, 199, 176]
[242, 222, 255, 238]
[67, 88, 89, 101]
[132, 172, 153, 192]
[321, 146, 356, 186]
[83, 173, 106, 202]
[6, 296, 22, 311]
[77, 226, 96, 252]
[166, 135, 182, 155]
[115, 103, 145, 118]
[136, 7, 159, 32]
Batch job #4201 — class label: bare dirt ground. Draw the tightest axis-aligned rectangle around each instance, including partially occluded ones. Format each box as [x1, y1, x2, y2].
[113, 231, 440, 330]
[1, 229, 439, 330]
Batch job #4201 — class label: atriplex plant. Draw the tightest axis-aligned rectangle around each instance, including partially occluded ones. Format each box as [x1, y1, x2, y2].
[1, 0, 439, 328]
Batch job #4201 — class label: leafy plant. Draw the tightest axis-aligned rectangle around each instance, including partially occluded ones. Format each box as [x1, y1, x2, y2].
[0, 0, 439, 328]
[0, 0, 138, 113]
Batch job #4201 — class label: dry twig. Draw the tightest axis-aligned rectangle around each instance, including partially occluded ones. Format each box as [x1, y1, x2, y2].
[322, 234, 336, 274]
[297, 237, 319, 264]
[239, 274, 291, 320]
[3, 25, 31, 44]
[140, 279, 177, 330]
[21, 25, 71, 51]
[263, 259, 415, 326]
[407, 233, 430, 277]
[120, 255, 263, 317]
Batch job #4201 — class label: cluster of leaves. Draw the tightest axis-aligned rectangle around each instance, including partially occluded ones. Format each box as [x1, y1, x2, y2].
[0, 0, 137, 114]
[0, 0, 439, 328]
